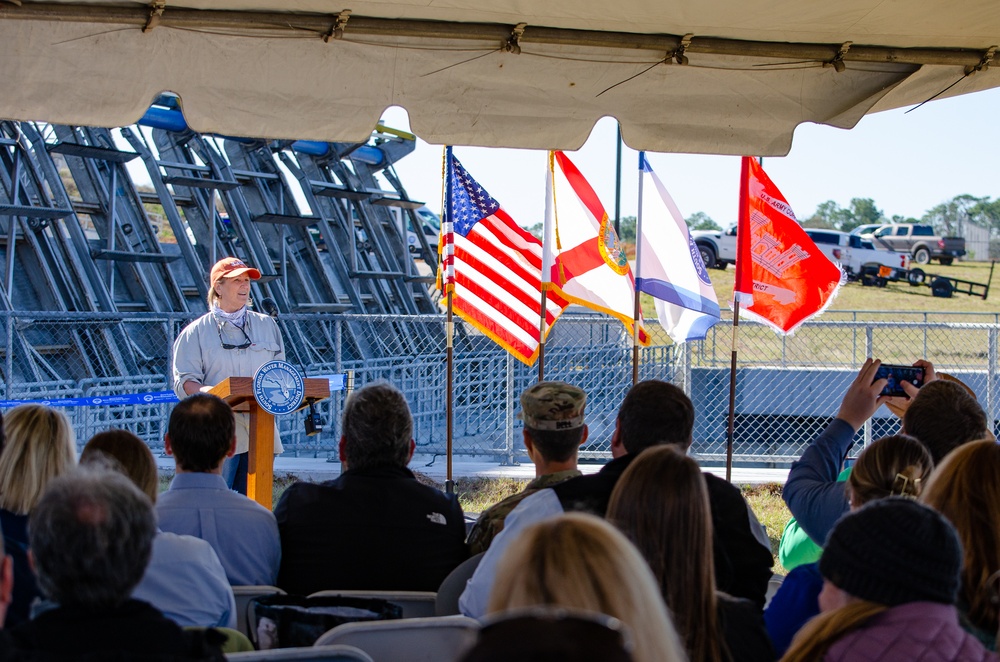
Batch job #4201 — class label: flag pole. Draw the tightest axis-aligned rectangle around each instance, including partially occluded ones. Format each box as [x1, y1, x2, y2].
[726, 156, 752, 483]
[538, 289, 548, 381]
[538, 151, 557, 382]
[442, 147, 455, 495]
[725, 305, 739, 483]
[631, 152, 646, 385]
[446, 292, 455, 494]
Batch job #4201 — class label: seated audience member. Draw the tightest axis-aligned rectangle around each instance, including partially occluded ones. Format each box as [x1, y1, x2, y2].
[782, 358, 987, 549]
[460, 608, 635, 662]
[81, 430, 236, 629]
[468, 381, 588, 555]
[0, 522, 13, 629]
[922, 439, 1000, 650]
[7, 468, 225, 660]
[609, 445, 773, 662]
[780, 498, 993, 662]
[901, 378, 992, 462]
[765, 434, 933, 656]
[157, 394, 280, 586]
[0, 404, 76, 626]
[461, 380, 773, 617]
[0, 525, 21, 661]
[275, 382, 468, 594]
[486, 513, 686, 662]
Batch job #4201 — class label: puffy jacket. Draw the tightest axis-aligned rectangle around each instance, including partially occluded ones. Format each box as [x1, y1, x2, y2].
[824, 602, 997, 661]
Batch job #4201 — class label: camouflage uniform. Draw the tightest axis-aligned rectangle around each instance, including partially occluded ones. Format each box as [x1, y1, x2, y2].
[467, 469, 582, 555]
[467, 381, 587, 555]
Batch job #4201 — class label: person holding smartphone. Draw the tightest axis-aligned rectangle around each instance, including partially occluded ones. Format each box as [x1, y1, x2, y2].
[781, 358, 935, 549]
[172, 257, 285, 494]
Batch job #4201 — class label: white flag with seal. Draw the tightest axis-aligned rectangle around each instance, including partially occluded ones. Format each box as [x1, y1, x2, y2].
[635, 153, 721, 342]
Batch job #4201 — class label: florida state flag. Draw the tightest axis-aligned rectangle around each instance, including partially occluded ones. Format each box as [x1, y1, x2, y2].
[545, 150, 649, 344]
[734, 157, 843, 334]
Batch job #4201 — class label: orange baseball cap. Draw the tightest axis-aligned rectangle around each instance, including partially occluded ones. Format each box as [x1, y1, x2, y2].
[210, 257, 261, 284]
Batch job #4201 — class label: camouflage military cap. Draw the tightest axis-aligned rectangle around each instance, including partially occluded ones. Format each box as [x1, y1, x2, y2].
[518, 381, 586, 431]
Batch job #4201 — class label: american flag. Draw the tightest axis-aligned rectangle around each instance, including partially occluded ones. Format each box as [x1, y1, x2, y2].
[440, 148, 567, 365]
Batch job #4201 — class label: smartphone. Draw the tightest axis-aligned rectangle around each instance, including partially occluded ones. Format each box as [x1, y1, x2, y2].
[873, 364, 924, 397]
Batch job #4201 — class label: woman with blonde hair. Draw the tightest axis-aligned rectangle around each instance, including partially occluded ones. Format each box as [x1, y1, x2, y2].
[608, 445, 772, 662]
[0, 404, 76, 515]
[780, 498, 991, 661]
[766, 434, 933, 655]
[921, 439, 1000, 649]
[487, 512, 687, 662]
[0, 404, 76, 626]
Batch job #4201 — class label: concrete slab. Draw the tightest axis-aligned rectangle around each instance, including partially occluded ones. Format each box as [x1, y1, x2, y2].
[155, 453, 788, 485]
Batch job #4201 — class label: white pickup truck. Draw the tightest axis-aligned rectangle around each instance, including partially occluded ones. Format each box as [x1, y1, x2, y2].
[691, 226, 909, 277]
[803, 229, 910, 277]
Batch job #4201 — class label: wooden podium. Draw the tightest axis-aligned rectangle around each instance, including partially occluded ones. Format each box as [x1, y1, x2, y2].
[209, 377, 330, 509]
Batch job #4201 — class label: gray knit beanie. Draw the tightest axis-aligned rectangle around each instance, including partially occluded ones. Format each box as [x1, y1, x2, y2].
[819, 497, 962, 606]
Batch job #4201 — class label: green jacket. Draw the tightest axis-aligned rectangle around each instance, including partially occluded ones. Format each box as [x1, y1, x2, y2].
[778, 466, 852, 570]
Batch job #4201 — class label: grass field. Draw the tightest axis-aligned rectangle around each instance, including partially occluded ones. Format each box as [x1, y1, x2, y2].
[448, 475, 793, 574]
[683, 259, 998, 318]
[640, 259, 999, 368]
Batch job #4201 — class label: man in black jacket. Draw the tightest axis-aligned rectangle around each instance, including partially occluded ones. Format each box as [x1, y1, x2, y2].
[460, 380, 774, 617]
[275, 382, 468, 594]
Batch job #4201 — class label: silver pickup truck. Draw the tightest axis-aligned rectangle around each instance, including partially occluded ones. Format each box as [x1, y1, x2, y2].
[867, 223, 965, 265]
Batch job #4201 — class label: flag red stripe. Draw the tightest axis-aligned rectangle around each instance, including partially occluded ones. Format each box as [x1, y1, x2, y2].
[452, 298, 533, 361]
[552, 238, 604, 285]
[455, 275, 542, 340]
[455, 246, 545, 324]
[456, 242, 565, 326]
[464, 230, 543, 297]
[467, 220, 569, 309]
[554, 151, 607, 226]
[486, 210, 545, 266]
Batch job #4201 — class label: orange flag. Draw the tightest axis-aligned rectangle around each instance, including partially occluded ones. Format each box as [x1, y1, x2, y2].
[733, 157, 843, 334]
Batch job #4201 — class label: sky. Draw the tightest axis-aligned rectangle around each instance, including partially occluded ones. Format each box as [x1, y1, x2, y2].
[380, 85, 1000, 230]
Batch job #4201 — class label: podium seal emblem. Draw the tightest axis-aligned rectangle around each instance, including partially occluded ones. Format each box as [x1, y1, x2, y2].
[253, 360, 305, 415]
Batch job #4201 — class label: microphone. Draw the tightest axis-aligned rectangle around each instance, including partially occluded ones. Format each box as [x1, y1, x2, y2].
[260, 297, 279, 318]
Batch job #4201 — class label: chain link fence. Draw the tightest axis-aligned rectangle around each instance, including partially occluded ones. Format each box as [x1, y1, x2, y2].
[2, 310, 998, 465]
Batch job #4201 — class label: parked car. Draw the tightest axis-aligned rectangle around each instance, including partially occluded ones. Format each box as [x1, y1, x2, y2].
[869, 223, 965, 265]
[406, 206, 441, 254]
[803, 229, 910, 277]
[849, 223, 886, 237]
[691, 226, 737, 269]
[691, 224, 911, 277]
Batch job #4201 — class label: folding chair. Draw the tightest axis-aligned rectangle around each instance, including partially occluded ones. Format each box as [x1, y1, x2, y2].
[307, 590, 436, 618]
[435, 552, 484, 616]
[765, 572, 785, 609]
[314, 616, 480, 662]
[226, 644, 373, 661]
[232, 585, 286, 639]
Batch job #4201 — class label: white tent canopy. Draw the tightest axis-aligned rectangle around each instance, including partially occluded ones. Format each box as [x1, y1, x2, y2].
[2, 1, 998, 154]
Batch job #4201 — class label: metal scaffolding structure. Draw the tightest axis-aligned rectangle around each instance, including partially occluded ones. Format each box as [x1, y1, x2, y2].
[1, 105, 440, 388]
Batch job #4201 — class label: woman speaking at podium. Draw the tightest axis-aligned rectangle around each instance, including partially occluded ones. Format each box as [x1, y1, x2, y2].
[172, 257, 285, 494]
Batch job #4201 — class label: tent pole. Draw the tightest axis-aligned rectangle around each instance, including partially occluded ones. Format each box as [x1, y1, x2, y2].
[631, 151, 645, 386]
